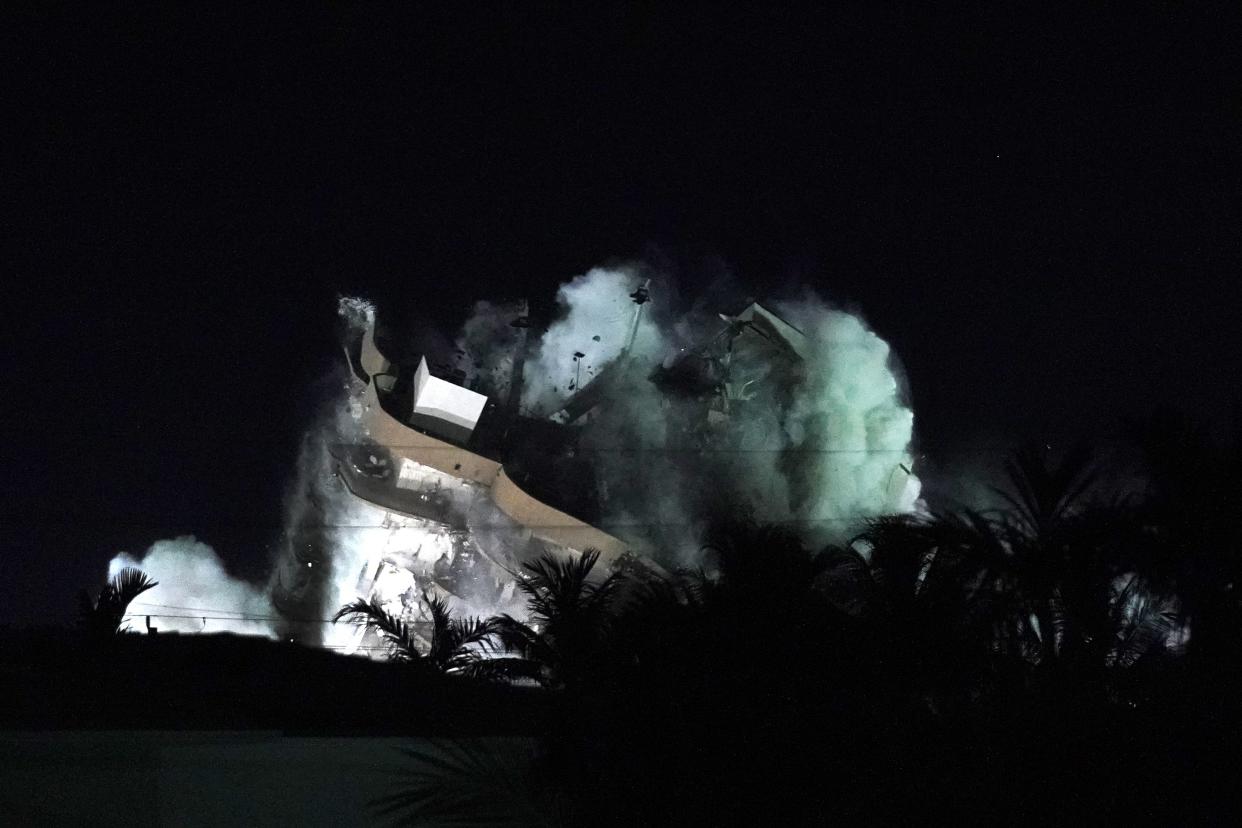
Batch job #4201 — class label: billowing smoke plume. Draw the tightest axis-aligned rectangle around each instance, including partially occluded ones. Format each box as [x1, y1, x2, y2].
[772, 295, 920, 522]
[265, 295, 392, 647]
[108, 537, 276, 637]
[520, 267, 667, 415]
[270, 296, 526, 649]
[95, 262, 921, 649]
[471, 265, 921, 563]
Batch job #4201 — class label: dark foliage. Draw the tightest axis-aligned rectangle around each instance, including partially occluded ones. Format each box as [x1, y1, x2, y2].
[333, 597, 425, 663]
[333, 594, 504, 677]
[76, 567, 158, 637]
[56, 428, 1242, 824]
[421, 438, 1233, 824]
[487, 548, 623, 689]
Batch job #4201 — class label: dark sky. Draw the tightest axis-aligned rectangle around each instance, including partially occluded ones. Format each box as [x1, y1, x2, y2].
[4, 4, 1240, 624]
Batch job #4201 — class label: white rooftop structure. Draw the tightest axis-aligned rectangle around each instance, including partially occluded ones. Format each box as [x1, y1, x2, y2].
[412, 356, 488, 440]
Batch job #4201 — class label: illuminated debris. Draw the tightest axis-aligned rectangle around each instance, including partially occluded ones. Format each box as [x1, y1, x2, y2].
[274, 280, 919, 656]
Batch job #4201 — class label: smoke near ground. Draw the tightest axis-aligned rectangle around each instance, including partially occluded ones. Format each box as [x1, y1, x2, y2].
[109, 537, 276, 638]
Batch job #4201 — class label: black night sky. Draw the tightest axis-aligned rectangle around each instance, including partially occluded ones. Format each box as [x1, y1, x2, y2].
[4, 5, 1241, 625]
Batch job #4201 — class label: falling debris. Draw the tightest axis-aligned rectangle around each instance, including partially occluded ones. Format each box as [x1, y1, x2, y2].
[103, 266, 921, 657]
[279, 266, 920, 650]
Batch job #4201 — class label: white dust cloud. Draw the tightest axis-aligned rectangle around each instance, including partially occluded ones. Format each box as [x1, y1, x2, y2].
[109, 536, 277, 638]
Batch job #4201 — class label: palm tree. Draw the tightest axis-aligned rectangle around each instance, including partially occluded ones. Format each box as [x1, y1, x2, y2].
[77, 567, 159, 637]
[701, 517, 830, 605]
[855, 443, 1181, 688]
[820, 512, 997, 705]
[602, 564, 714, 680]
[489, 549, 624, 688]
[1128, 409, 1242, 660]
[994, 443, 1192, 674]
[333, 597, 425, 662]
[332, 593, 501, 675]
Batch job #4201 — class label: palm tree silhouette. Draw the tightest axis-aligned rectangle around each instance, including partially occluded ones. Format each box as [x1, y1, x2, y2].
[489, 548, 623, 689]
[1129, 409, 1241, 661]
[77, 567, 159, 637]
[854, 443, 1183, 688]
[333, 592, 501, 675]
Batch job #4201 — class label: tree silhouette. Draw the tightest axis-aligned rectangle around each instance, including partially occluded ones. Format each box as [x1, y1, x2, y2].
[333, 593, 501, 675]
[851, 443, 1186, 701]
[489, 548, 623, 689]
[1129, 408, 1242, 661]
[77, 567, 159, 637]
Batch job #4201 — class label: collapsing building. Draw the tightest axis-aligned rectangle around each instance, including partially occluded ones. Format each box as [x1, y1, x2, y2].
[270, 279, 916, 654]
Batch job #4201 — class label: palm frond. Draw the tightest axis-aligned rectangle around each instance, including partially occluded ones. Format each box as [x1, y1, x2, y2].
[461, 656, 545, 683]
[105, 567, 160, 610]
[813, 543, 876, 615]
[702, 517, 830, 599]
[518, 549, 611, 624]
[995, 442, 1099, 537]
[449, 616, 502, 649]
[423, 591, 454, 652]
[79, 567, 159, 635]
[333, 598, 423, 662]
[487, 615, 548, 660]
[1106, 573, 1184, 668]
[440, 617, 504, 673]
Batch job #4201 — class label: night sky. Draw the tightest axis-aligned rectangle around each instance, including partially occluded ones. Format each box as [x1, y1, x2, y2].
[5, 4, 1240, 624]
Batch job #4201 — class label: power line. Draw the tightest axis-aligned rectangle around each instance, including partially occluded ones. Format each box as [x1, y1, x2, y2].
[19, 516, 903, 527]
[129, 601, 269, 615]
[124, 599, 526, 627]
[126, 602, 471, 626]
[125, 611, 337, 624]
